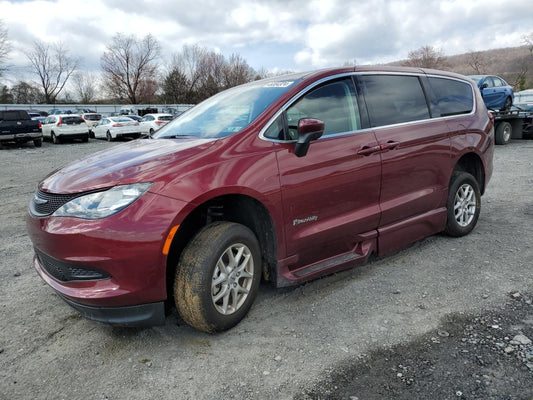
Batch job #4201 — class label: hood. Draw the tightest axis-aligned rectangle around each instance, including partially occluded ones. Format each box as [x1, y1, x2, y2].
[40, 138, 216, 193]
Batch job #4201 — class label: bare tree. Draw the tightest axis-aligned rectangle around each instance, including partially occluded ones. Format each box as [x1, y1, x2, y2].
[72, 71, 98, 103]
[0, 20, 11, 77]
[523, 32, 533, 57]
[403, 45, 447, 69]
[466, 50, 486, 74]
[100, 33, 161, 104]
[10, 80, 43, 104]
[223, 54, 255, 88]
[25, 40, 79, 103]
[163, 45, 257, 104]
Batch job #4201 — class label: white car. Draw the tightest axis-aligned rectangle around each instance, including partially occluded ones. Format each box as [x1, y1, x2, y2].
[93, 116, 142, 141]
[139, 113, 173, 135]
[41, 114, 89, 144]
[81, 113, 103, 136]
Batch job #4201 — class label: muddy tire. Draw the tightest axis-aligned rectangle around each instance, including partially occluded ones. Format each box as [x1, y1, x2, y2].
[445, 172, 481, 237]
[174, 222, 261, 333]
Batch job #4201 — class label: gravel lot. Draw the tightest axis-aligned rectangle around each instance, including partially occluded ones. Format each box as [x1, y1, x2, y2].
[1, 138, 532, 399]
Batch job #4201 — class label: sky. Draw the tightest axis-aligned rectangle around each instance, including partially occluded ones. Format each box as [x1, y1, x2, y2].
[1, 0, 532, 83]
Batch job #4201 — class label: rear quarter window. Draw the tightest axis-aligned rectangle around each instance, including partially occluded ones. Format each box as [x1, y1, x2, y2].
[359, 75, 430, 127]
[427, 77, 473, 117]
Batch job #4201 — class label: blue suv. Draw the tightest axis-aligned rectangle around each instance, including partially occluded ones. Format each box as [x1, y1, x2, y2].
[468, 75, 514, 110]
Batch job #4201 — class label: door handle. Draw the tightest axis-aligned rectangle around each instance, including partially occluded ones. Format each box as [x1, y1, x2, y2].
[380, 141, 400, 151]
[356, 145, 381, 156]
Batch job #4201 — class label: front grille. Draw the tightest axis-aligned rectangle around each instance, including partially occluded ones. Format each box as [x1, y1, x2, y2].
[30, 190, 78, 216]
[35, 249, 110, 282]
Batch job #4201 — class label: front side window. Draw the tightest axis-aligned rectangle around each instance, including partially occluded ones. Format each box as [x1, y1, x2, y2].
[359, 75, 430, 127]
[427, 77, 474, 117]
[483, 77, 494, 88]
[265, 78, 361, 140]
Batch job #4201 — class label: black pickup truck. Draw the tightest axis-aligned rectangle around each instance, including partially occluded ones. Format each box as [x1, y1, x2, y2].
[0, 110, 43, 147]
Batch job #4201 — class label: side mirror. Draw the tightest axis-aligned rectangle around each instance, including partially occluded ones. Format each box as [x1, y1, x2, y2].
[481, 83, 488, 89]
[294, 118, 325, 157]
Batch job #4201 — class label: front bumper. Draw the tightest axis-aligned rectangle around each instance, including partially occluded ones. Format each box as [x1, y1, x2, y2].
[60, 295, 165, 327]
[27, 191, 188, 312]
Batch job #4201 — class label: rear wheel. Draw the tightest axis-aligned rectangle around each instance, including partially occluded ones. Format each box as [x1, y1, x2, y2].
[33, 138, 42, 147]
[495, 121, 512, 145]
[174, 222, 261, 333]
[445, 172, 481, 237]
[106, 131, 113, 142]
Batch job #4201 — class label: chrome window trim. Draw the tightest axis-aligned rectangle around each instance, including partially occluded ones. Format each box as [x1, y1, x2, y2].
[259, 71, 477, 144]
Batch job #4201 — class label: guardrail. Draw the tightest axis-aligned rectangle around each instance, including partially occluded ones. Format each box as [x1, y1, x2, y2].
[0, 104, 195, 115]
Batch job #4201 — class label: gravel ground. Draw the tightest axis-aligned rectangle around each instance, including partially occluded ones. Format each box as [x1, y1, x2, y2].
[0, 138, 532, 399]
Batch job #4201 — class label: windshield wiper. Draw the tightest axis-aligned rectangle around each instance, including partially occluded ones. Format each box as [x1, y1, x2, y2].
[163, 134, 198, 139]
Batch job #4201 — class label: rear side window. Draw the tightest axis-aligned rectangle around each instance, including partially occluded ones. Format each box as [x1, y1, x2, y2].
[359, 75, 430, 127]
[159, 116, 173, 121]
[427, 77, 474, 117]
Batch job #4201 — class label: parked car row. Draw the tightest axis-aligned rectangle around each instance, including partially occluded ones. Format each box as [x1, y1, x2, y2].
[7, 112, 175, 145]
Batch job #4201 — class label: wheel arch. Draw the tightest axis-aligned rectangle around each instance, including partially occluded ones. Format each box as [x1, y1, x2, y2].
[452, 152, 486, 195]
[165, 193, 278, 307]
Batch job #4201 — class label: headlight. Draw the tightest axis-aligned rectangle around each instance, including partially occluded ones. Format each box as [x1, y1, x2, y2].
[53, 183, 152, 219]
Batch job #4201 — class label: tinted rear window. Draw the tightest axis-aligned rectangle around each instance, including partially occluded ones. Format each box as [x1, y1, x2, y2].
[0, 111, 30, 121]
[427, 77, 473, 117]
[63, 116, 84, 124]
[159, 116, 173, 121]
[359, 75, 430, 127]
[84, 114, 102, 120]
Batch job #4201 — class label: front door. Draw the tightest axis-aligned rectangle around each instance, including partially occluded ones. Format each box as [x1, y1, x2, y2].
[272, 77, 382, 273]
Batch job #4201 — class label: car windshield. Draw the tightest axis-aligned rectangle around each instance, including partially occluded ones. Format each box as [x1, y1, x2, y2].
[153, 79, 298, 139]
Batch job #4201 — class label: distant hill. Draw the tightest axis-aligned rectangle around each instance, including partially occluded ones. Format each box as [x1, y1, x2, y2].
[390, 46, 533, 90]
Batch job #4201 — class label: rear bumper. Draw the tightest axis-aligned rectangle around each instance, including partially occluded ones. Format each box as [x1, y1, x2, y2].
[60, 295, 165, 327]
[0, 132, 42, 142]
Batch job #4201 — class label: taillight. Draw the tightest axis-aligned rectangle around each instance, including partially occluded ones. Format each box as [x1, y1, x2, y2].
[134, 122, 139, 126]
[57, 117, 62, 126]
[38, 121, 42, 128]
[112, 123, 123, 127]
[155, 120, 165, 125]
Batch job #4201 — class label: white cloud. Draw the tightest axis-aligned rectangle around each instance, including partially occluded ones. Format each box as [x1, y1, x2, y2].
[0, 0, 531, 78]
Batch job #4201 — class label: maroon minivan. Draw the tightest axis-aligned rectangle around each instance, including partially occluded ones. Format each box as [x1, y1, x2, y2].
[27, 66, 493, 332]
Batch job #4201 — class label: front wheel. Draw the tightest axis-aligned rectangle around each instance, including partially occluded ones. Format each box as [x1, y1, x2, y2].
[503, 96, 512, 111]
[174, 222, 261, 333]
[106, 131, 113, 142]
[445, 172, 481, 237]
[51, 132, 60, 144]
